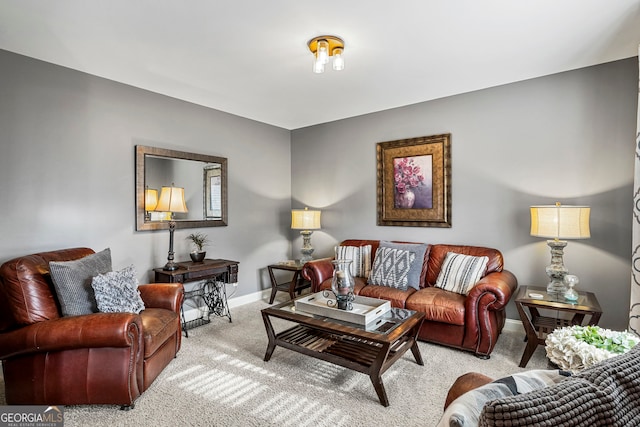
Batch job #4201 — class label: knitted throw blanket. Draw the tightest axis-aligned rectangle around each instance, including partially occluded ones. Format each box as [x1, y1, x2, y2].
[479, 344, 640, 426]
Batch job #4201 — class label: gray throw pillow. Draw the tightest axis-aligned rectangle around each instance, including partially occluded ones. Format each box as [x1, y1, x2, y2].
[91, 265, 145, 314]
[49, 248, 112, 316]
[379, 241, 428, 290]
[368, 247, 416, 290]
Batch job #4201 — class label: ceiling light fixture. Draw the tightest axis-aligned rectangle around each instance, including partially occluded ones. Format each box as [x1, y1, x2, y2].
[308, 35, 345, 74]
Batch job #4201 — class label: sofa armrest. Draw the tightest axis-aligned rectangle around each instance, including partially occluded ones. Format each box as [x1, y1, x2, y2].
[0, 313, 143, 359]
[466, 269, 517, 312]
[302, 258, 334, 293]
[139, 283, 184, 313]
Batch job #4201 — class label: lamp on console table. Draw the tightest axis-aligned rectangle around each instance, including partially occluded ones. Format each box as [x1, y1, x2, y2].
[530, 202, 590, 295]
[291, 207, 321, 262]
[155, 184, 188, 271]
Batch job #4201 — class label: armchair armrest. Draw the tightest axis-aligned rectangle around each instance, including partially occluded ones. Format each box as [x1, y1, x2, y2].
[139, 283, 184, 313]
[302, 258, 334, 293]
[0, 313, 143, 360]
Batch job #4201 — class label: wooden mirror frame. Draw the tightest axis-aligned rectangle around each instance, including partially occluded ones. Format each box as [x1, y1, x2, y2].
[135, 145, 228, 231]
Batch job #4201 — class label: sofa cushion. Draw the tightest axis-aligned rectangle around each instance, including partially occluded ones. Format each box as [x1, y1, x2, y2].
[49, 248, 112, 316]
[335, 245, 372, 278]
[368, 247, 416, 290]
[405, 287, 466, 325]
[435, 252, 489, 295]
[91, 265, 145, 314]
[437, 370, 569, 427]
[379, 241, 429, 290]
[358, 284, 416, 308]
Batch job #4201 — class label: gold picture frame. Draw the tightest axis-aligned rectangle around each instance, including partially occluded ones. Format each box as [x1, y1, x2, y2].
[376, 134, 451, 227]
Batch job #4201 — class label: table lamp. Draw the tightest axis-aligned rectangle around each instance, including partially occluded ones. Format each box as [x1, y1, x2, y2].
[530, 202, 590, 295]
[291, 207, 321, 262]
[155, 185, 188, 271]
[144, 187, 158, 221]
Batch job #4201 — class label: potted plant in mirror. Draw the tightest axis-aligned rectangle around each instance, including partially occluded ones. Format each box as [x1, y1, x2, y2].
[186, 232, 209, 263]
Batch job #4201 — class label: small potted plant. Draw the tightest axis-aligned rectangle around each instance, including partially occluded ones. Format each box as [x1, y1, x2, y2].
[186, 232, 210, 263]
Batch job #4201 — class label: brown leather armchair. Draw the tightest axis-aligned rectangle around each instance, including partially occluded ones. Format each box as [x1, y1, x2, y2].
[0, 248, 184, 409]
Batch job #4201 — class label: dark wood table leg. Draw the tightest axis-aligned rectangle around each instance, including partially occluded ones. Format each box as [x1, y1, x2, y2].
[267, 266, 278, 304]
[409, 323, 424, 365]
[516, 302, 539, 368]
[261, 312, 277, 361]
[369, 343, 391, 406]
[288, 271, 301, 300]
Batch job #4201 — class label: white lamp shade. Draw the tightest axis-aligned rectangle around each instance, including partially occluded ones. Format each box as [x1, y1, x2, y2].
[155, 186, 188, 213]
[530, 204, 590, 239]
[291, 208, 321, 230]
[145, 188, 158, 211]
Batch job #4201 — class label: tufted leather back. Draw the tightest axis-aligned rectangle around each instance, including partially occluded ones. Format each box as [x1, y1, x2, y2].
[0, 248, 94, 332]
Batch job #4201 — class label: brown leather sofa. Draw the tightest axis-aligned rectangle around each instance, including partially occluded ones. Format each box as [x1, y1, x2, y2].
[0, 248, 184, 409]
[302, 239, 517, 357]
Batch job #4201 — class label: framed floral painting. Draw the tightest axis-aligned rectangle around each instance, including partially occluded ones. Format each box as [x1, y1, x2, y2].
[376, 134, 451, 227]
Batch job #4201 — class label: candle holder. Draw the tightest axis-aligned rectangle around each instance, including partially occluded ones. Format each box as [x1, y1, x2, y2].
[324, 259, 355, 310]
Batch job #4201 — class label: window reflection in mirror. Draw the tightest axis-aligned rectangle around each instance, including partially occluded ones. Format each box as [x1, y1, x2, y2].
[136, 145, 227, 231]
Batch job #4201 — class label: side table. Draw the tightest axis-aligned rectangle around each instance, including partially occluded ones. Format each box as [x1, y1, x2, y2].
[154, 259, 239, 337]
[267, 261, 311, 304]
[515, 285, 602, 368]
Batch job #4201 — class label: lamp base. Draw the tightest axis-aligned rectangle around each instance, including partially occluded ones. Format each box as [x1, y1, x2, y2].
[299, 230, 315, 263]
[545, 239, 569, 295]
[163, 261, 179, 271]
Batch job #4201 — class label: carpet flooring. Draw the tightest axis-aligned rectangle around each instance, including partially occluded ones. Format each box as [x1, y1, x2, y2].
[0, 295, 549, 426]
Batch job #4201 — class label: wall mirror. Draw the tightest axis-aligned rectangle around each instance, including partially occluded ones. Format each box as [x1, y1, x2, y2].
[136, 145, 228, 231]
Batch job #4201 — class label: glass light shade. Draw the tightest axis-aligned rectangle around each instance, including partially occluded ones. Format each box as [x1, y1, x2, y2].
[155, 186, 188, 213]
[317, 39, 329, 64]
[530, 204, 590, 239]
[291, 207, 321, 230]
[145, 188, 158, 211]
[313, 59, 325, 74]
[332, 48, 344, 71]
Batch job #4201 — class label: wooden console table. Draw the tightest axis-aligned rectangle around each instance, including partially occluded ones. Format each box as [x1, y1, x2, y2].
[154, 259, 239, 336]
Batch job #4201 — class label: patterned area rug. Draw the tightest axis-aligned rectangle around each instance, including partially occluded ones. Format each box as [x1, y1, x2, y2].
[0, 296, 549, 426]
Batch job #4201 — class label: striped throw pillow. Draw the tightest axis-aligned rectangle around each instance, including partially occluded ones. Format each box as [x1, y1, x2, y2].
[335, 245, 372, 278]
[368, 247, 416, 290]
[434, 252, 489, 295]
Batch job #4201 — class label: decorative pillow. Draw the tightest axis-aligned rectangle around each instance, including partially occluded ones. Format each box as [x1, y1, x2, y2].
[368, 247, 416, 290]
[379, 241, 428, 290]
[334, 245, 372, 278]
[434, 252, 489, 295]
[437, 370, 570, 427]
[49, 248, 112, 316]
[91, 265, 145, 314]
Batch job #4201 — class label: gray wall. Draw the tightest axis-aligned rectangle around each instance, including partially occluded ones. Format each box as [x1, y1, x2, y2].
[291, 58, 638, 331]
[0, 49, 292, 296]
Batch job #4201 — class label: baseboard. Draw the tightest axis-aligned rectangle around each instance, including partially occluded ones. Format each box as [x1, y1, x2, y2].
[503, 318, 524, 334]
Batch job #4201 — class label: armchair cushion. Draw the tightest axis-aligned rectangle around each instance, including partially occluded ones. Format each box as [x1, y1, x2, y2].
[92, 265, 145, 314]
[368, 247, 416, 290]
[434, 252, 489, 295]
[49, 248, 112, 316]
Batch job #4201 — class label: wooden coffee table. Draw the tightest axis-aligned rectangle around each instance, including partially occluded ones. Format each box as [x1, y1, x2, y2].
[261, 299, 425, 407]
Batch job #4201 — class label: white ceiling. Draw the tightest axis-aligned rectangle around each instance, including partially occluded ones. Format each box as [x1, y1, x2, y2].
[1, 1, 639, 130]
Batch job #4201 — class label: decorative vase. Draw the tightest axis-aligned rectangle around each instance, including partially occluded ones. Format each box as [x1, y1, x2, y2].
[564, 275, 579, 302]
[190, 251, 206, 263]
[395, 188, 415, 208]
[330, 259, 355, 310]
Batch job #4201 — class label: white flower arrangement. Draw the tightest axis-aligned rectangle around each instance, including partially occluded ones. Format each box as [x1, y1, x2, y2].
[545, 325, 639, 371]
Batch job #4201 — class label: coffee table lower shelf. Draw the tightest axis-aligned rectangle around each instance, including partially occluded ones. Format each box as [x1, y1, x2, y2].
[261, 306, 424, 407]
